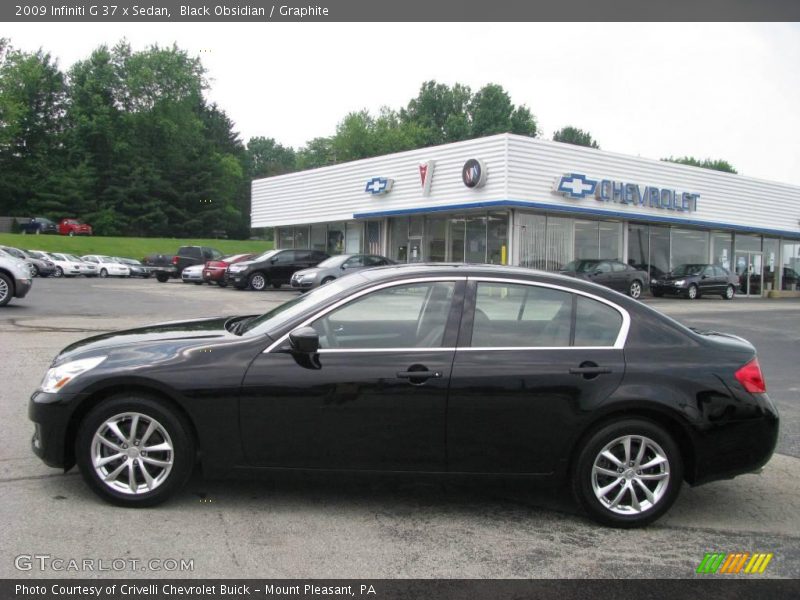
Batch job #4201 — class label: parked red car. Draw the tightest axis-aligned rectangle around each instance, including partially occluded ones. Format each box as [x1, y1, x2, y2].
[58, 219, 93, 236]
[203, 253, 254, 287]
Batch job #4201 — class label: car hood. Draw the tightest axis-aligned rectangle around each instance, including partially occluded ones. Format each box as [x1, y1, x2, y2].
[55, 317, 240, 364]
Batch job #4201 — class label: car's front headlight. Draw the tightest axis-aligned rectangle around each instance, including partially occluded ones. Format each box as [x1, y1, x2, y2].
[40, 356, 107, 393]
[229, 265, 246, 272]
[674, 279, 686, 286]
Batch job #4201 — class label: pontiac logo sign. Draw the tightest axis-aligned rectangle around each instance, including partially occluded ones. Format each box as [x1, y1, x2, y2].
[419, 161, 435, 196]
[364, 177, 394, 195]
[462, 159, 487, 189]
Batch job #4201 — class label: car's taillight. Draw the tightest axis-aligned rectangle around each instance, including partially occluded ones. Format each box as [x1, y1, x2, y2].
[735, 358, 766, 393]
[172, 256, 179, 265]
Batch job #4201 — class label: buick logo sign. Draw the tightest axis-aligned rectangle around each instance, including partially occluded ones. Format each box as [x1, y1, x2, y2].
[462, 159, 487, 189]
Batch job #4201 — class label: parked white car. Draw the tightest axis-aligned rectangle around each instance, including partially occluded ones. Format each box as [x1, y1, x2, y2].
[81, 255, 131, 278]
[66, 254, 98, 277]
[44, 252, 83, 278]
[0, 252, 33, 306]
[181, 264, 205, 284]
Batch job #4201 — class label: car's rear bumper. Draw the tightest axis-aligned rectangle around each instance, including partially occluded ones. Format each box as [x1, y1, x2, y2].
[203, 269, 225, 282]
[690, 402, 779, 485]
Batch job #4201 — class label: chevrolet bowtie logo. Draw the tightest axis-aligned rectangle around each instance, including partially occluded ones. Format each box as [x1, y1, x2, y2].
[556, 173, 598, 199]
[365, 177, 394, 195]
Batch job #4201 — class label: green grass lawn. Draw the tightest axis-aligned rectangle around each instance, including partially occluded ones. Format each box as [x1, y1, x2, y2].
[0, 233, 273, 260]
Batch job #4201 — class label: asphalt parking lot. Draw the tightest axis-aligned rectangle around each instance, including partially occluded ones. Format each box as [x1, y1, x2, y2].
[1, 278, 798, 579]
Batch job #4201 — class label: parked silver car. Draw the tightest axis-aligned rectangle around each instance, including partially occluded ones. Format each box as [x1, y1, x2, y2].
[290, 254, 394, 291]
[0, 252, 33, 306]
[0, 246, 54, 277]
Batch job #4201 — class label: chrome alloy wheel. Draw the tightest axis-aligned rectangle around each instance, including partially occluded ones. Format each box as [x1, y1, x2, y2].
[590, 434, 670, 515]
[629, 281, 642, 299]
[250, 273, 266, 291]
[91, 412, 174, 495]
[0, 277, 9, 303]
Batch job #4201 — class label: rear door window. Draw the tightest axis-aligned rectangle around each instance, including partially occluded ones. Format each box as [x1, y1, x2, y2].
[574, 296, 623, 347]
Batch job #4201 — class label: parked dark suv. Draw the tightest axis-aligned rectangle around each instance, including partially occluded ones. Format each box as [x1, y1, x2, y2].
[559, 259, 649, 299]
[226, 248, 329, 291]
[149, 246, 223, 283]
[651, 264, 739, 300]
[19, 217, 58, 235]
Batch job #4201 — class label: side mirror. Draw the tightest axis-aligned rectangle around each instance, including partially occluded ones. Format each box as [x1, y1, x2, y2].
[289, 326, 319, 354]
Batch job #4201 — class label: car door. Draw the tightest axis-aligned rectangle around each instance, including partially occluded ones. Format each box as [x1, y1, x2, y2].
[698, 265, 717, 294]
[587, 261, 615, 289]
[447, 278, 626, 474]
[240, 278, 464, 470]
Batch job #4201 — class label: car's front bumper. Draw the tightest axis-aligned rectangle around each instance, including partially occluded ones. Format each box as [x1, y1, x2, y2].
[226, 271, 249, 287]
[14, 277, 33, 298]
[181, 272, 204, 282]
[651, 282, 688, 294]
[29, 390, 81, 469]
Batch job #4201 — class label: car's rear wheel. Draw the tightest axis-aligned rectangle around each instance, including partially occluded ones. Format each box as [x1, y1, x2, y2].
[0, 273, 13, 306]
[687, 284, 698, 300]
[75, 395, 195, 507]
[321, 276, 336, 285]
[54, 267, 63, 278]
[572, 419, 682, 528]
[155, 273, 169, 283]
[628, 280, 642, 299]
[217, 281, 228, 288]
[722, 284, 735, 300]
[249, 272, 267, 291]
[100, 268, 108, 278]
[31, 264, 39, 277]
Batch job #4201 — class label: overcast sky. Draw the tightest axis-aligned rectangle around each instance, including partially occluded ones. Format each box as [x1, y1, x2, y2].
[8, 22, 800, 185]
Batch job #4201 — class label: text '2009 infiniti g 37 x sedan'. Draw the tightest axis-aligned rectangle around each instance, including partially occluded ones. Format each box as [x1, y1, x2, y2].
[28, 264, 778, 527]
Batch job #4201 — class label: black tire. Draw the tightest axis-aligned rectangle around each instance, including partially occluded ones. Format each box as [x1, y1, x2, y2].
[194, 281, 203, 285]
[687, 284, 699, 300]
[572, 418, 683, 528]
[217, 281, 228, 288]
[652, 290, 664, 298]
[321, 276, 336, 285]
[248, 271, 267, 291]
[722, 284, 735, 300]
[155, 273, 169, 283]
[143, 273, 152, 279]
[75, 394, 195, 507]
[100, 268, 108, 278]
[628, 280, 643, 299]
[31, 264, 39, 277]
[54, 266, 64, 278]
[0, 272, 13, 307]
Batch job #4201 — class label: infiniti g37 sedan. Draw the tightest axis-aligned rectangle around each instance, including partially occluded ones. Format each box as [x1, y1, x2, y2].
[28, 264, 778, 527]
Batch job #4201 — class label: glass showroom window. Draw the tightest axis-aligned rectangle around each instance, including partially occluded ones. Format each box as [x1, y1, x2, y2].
[294, 226, 310, 250]
[487, 212, 509, 265]
[327, 222, 346, 255]
[345, 222, 362, 254]
[517, 213, 547, 270]
[763, 238, 779, 291]
[649, 226, 670, 278]
[427, 217, 447, 262]
[574, 220, 598, 260]
[364, 221, 382, 255]
[599, 221, 621, 260]
[627, 224, 649, 272]
[465, 215, 487, 263]
[671, 228, 708, 267]
[711, 232, 732, 271]
[389, 218, 409, 263]
[278, 227, 294, 249]
[735, 233, 762, 253]
[781, 241, 800, 291]
[547, 217, 574, 271]
[448, 217, 466, 263]
[310, 224, 327, 252]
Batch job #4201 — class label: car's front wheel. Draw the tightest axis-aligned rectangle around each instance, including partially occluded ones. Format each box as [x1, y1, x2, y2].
[572, 419, 682, 528]
[100, 268, 108, 278]
[687, 284, 698, 300]
[54, 267, 63, 278]
[248, 272, 267, 291]
[75, 395, 195, 507]
[0, 273, 13, 306]
[321, 276, 336, 285]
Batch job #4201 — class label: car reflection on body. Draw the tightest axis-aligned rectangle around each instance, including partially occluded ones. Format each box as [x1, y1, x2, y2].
[28, 264, 778, 527]
[290, 253, 394, 291]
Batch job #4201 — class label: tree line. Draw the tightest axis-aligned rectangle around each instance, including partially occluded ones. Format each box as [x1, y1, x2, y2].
[0, 39, 737, 239]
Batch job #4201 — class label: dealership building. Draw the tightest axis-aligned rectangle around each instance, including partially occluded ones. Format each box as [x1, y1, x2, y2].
[251, 133, 800, 295]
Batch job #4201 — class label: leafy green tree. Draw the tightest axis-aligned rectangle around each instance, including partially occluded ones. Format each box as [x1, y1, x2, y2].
[400, 81, 473, 145]
[247, 136, 296, 178]
[553, 126, 600, 149]
[0, 42, 67, 216]
[296, 136, 335, 170]
[661, 156, 737, 174]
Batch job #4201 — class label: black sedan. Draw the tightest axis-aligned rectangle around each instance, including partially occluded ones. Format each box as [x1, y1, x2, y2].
[28, 264, 778, 527]
[651, 264, 739, 300]
[559, 259, 649, 299]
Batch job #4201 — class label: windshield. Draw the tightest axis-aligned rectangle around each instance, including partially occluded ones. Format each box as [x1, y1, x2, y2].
[671, 264, 704, 277]
[239, 275, 364, 336]
[562, 260, 600, 272]
[67, 254, 82, 262]
[251, 249, 279, 262]
[2, 247, 24, 258]
[316, 255, 349, 268]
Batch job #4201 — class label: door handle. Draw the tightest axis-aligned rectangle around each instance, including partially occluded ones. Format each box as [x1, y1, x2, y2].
[569, 366, 611, 376]
[396, 370, 441, 379]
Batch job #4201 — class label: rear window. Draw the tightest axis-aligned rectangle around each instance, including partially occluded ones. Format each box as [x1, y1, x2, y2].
[179, 247, 202, 259]
[574, 296, 623, 346]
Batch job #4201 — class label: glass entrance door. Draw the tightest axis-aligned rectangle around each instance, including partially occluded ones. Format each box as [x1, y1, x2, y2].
[734, 252, 763, 296]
